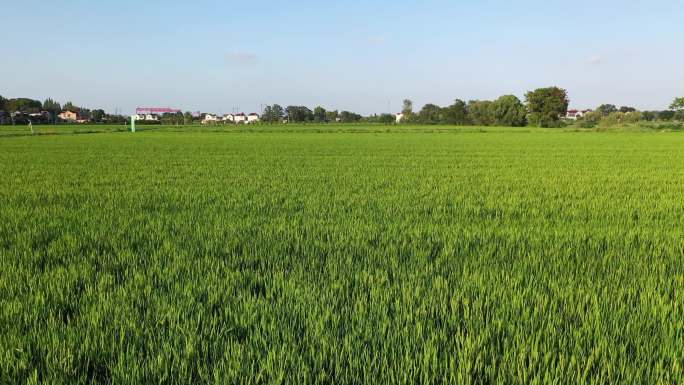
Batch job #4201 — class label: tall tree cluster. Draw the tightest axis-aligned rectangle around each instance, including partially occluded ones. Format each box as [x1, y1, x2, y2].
[259, 104, 362, 123]
[3, 92, 683, 127]
[525, 87, 569, 127]
[0, 95, 130, 124]
[404, 95, 528, 126]
[261, 104, 285, 123]
[285, 106, 314, 123]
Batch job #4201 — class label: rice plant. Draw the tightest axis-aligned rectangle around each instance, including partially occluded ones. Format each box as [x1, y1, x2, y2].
[0, 129, 682, 384]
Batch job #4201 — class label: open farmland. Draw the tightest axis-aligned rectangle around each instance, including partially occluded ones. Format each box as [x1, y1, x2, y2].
[1, 127, 683, 384]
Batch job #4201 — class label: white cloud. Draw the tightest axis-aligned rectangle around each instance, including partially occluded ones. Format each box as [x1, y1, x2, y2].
[226, 52, 257, 64]
[368, 36, 387, 45]
[586, 56, 603, 65]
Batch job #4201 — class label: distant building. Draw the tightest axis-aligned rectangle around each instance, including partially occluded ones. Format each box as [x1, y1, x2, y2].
[26, 111, 50, 122]
[247, 113, 260, 124]
[395, 113, 404, 123]
[132, 113, 159, 121]
[202, 114, 220, 124]
[223, 114, 235, 123]
[58, 110, 79, 122]
[234, 113, 247, 124]
[566, 109, 591, 120]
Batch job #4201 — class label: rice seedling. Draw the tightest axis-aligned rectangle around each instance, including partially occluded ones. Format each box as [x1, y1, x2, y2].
[0, 128, 682, 384]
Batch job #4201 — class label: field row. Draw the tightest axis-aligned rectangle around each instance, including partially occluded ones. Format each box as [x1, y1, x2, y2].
[1, 131, 683, 384]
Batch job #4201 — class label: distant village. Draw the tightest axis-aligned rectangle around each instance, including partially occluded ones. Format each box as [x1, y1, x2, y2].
[4, 108, 592, 125]
[133, 112, 262, 125]
[2, 90, 683, 128]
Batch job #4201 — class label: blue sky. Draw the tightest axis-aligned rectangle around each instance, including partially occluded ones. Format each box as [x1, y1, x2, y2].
[2, 0, 682, 115]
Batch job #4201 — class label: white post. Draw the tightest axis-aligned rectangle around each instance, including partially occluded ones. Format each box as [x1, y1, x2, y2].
[131, 116, 136, 133]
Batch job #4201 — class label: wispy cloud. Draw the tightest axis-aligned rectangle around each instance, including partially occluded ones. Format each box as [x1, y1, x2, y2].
[586, 55, 603, 65]
[368, 36, 387, 45]
[226, 52, 257, 64]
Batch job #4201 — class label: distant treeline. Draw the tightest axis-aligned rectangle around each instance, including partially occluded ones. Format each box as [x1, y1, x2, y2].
[577, 104, 684, 129]
[262, 90, 684, 128]
[261, 105, 364, 123]
[2, 91, 683, 128]
[394, 89, 684, 128]
[0, 96, 128, 125]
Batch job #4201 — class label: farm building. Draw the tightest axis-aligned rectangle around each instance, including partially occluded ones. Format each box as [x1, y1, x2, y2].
[201, 114, 221, 124]
[132, 114, 160, 121]
[247, 113, 260, 123]
[566, 109, 592, 120]
[234, 113, 247, 124]
[58, 110, 79, 122]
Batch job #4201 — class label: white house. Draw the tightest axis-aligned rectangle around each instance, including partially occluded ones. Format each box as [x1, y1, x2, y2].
[202, 114, 220, 124]
[59, 110, 79, 122]
[132, 114, 159, 121]
[566, 109, 591, 120]
[247, 113, 260, 124]
[234, 113, 247, 124]
[223, 114, 235, 123]
[395, 113, 404, 123]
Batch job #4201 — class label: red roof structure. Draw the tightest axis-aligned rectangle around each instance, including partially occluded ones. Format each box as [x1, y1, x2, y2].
[135, 107, 181, 114]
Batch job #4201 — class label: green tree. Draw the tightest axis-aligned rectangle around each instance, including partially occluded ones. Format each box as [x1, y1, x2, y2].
[262, 105, 274, 123]
[339, 111, 362, 123]
[467, 100, 494, 126]
[326, 110, 339, 123]
[43, 98, 61, 123]
[63, 101, 80, 113]
[442, 99, 468, 125]
[599, 111, 625, 127]
[285, 106, 298, 122]
[580, 110, 603, 128]
[272, 104, 284, 123]
[417, 104, 443, 124]
[623, 111, 642, 123]
[525, 87, 569, 127]
[401, 99, 414, 122]
[286, 106, 314, 123]
[641, 111, 656, 121]
[619, 106, 636, 113]
[184, 112, 193, 125]
[401, 99, 413, 114]
[91, 109, 106, 123]
[161, 112, 184, 125]
[378, 113, 395, 125]
[43, 98, 61, 112]
[0, 95, 5, 124]
[4, 98, 42, 113]
[79, 108, 92, 121]
[491, 95, 526, 126]
[658, 110, 675, 121]
[313, 106, 327, 123]
[675, 110, 684, 121]
[596, 104, 617, 116]
[670, 97, 684, 111]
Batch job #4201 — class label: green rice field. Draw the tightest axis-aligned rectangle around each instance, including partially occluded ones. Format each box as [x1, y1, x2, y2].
[1, 126, 683, 384]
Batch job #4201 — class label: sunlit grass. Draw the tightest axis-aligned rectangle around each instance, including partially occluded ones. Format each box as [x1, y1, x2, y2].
[1, 129, 683, 384]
